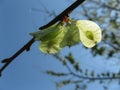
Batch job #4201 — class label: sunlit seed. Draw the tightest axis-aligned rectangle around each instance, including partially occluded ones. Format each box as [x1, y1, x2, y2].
[85, 31, 94, 40]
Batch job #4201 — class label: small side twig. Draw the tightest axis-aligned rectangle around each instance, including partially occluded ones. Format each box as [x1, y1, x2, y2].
[0, 38, 35, 76]
[53, 54, 120, 80]
[0, 0, 85, 77]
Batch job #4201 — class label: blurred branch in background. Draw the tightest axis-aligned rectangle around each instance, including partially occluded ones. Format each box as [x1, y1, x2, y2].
[42, 0, 120, 90]
[79, 0, 120, 58]
[45, 53, 120, 90]
[0, 0, 85, 76]
[1, 0, 120, 90]
[31, 0, 56, 19]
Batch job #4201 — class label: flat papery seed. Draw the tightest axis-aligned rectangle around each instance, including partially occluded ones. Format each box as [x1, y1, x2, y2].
[85, 31, 94, 40]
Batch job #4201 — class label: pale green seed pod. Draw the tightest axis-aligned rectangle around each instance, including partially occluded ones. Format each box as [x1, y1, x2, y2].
[60, 22, 80, 47]
[76, 20, 102, 48]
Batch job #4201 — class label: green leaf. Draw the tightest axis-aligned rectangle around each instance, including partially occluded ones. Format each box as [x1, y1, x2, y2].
[39, 40, 61, 54]
[74, 62, 79, 71]
[39, 26, 66, 54]
[76, 20, 102, 48]
[46, 70, 68, 77]
[60, 22, 80, 47]
[30, 23, 62, 41]
[30, 19, 102, 54]
[65, 53, 75, 64]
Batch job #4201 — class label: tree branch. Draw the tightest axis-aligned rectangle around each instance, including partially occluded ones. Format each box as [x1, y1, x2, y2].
[0, 38, 35, 76]
[53, 54, 120, 81]
[39, 0, 85, 30]
[0, 0, 85, 77]
[66, 61, 120, 80]
[69, 69, 120, 80]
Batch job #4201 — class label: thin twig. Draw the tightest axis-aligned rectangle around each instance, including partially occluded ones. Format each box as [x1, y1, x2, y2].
[65, 59, 120, 80]
[0, 0, 85, 77]
[53, 54, 120, 80]
[39, 0, 85, 30]
[70, 69, 120, 80]
[0, 38, 35, 76]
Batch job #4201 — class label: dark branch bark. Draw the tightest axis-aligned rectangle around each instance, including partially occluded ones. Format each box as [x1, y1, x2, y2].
[0, 38, 35, 76]
[39, 0, 85, 30]
[0, 0, 85, 77]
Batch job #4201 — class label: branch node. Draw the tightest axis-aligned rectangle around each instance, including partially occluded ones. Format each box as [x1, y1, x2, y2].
[0, 0, 85, 76]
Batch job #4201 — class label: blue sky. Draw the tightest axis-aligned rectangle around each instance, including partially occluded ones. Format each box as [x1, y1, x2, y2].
[0, 0, 120, 90]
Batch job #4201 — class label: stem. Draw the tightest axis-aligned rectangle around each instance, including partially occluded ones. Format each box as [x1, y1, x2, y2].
[0, 38, 35, 76]
[0, 0, 85, 77]
[39, 0, 85, 30]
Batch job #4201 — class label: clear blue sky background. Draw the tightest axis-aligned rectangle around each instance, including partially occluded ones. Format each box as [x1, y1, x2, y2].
[0, 0, 120, 90]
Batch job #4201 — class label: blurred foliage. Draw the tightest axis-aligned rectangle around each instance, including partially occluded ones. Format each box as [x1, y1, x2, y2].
[41, 0, 120, 90]
[47, 53, 120, 90]
[81, 0, 120, 58]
